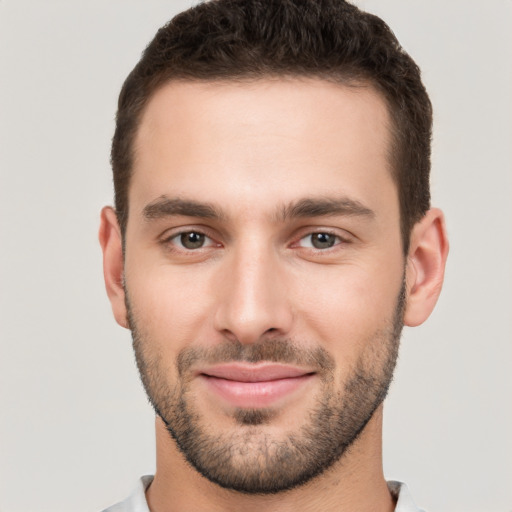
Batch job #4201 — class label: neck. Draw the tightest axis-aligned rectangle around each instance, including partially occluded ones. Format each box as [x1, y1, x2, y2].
[146, 406, 395, 512]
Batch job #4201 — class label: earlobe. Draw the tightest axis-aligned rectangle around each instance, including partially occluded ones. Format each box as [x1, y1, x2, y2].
[98, 206, 129, 329]
[404, 208, 449, 327]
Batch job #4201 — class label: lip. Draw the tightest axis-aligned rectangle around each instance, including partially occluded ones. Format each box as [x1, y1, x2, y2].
[198, 363, 316, 408]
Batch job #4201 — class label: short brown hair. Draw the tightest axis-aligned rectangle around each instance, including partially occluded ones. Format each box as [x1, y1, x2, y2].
[111, 0, 432, 252]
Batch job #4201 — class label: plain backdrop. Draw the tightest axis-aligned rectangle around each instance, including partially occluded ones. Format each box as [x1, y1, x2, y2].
[0, 1, 511, 511]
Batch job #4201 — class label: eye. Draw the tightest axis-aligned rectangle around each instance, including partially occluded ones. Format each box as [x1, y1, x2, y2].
[298, 232, 341, 250]
[168, 231, 215, 250]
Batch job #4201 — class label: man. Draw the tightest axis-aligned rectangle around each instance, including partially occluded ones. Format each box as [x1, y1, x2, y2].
[99, 0, 448, 510]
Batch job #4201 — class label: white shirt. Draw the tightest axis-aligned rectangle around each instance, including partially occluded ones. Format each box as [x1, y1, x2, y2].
[101, 476, 425, 512]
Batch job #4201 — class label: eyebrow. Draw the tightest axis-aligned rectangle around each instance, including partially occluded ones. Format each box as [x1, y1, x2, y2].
[142, 195, 375, 223]
[143, 197, 224, 221]
[277, 197, 375, 221]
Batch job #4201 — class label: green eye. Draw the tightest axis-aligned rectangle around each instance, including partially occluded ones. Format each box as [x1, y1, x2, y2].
[180, 232, 206, 249]
[311, 233, 337, 249]
[299, 232, 340, 249]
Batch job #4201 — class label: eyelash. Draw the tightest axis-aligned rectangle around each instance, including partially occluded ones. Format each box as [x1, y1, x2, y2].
[295, 231, 346, 250]
[161, 228, 351, 254]
[162, 230, 218, 251]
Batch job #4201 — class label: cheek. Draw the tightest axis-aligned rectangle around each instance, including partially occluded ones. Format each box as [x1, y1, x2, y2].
[125, 259, 217, 345]
[291, 261, 403, 353]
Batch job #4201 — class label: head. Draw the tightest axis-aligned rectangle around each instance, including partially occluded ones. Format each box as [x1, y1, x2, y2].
[100, 0, 448, 497]
[111, 0, 433, 254]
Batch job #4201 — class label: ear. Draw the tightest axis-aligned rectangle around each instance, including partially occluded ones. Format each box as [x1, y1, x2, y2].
[98, 206, 129, 329]
[404, 208, 449, 327]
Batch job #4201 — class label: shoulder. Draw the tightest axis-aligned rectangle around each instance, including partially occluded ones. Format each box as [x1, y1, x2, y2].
[388, 481, 426, 512]
[101, 475, 154, 512]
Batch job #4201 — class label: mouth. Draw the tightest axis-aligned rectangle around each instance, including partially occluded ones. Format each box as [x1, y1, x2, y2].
[197, 363, 316, 409]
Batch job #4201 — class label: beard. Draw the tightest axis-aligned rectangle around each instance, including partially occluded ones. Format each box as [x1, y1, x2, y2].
[127, 282, 405, 495]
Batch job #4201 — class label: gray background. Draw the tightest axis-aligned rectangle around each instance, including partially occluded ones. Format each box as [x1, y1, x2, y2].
[0, 1, 511, 511]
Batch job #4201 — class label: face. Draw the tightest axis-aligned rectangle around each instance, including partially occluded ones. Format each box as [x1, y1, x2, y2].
[123, 79, 406, 493]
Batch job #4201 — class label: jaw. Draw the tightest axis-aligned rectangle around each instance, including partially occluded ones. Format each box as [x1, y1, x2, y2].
[148, 406, 392, 512]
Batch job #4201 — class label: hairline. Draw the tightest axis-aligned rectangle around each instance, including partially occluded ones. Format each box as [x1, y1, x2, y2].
[120, 74, 410, 254]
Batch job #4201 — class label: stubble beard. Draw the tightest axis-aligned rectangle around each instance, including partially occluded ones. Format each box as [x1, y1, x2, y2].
[127, 283, 405, 494]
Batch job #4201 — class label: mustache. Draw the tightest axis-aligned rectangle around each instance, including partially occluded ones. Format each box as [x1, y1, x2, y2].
[176, 338, 335, 377]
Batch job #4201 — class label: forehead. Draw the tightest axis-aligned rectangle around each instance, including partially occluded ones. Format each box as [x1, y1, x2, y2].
[130, 78, 396, 221]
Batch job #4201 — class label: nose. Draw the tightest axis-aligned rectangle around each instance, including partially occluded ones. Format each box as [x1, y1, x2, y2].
[213, 243, 293, 344]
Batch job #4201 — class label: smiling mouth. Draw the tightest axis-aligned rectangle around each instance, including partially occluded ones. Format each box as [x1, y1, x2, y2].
[198, 363, 316, 408]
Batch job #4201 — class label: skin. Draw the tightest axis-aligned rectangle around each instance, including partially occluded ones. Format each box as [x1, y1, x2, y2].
[100, 79, 448, 512]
